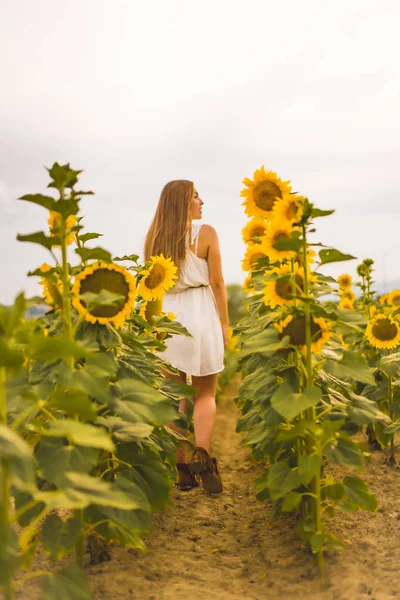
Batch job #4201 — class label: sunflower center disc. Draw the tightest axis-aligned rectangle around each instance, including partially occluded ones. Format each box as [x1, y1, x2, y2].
[251, 226, 266, 238]
[250, 252, 264, 265]
[145, 264, 166, 289]
[276, 274, 303, 300]
[254, 181, 282, 212]
[371, 319, 398, 341]
[281, 316, 321, 346]
[80, 268, 129, 317]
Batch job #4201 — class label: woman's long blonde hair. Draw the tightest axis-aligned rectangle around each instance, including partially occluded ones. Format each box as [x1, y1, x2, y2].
[144, 180, 194, 267]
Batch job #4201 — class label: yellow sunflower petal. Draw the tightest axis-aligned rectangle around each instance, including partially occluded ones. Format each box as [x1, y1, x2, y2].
[261, 219, 298, 263]
[241, 218, 269, 245]
[272, 194, 305, 225]
[242, 246, 269, 272]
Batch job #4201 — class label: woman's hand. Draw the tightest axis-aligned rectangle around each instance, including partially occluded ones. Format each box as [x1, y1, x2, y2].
[221, 323, 229, 348]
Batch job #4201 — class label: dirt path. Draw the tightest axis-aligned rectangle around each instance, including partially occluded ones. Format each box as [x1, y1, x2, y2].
[17, 379, 400, 600]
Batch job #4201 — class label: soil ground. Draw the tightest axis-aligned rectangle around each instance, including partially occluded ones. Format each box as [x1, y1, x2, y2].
[16, 379, 400, 600]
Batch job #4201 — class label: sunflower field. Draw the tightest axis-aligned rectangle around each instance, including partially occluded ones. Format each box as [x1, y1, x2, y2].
[236, 166, 400, 578]
[0, 164, 194, 599]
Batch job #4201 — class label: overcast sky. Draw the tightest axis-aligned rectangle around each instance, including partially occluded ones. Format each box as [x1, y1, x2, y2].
[1, 0, 400, 304]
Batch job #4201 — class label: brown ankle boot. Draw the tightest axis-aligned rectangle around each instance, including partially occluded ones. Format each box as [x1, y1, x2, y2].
[176, 463, 199, 491]
[191, 447, 223, 494]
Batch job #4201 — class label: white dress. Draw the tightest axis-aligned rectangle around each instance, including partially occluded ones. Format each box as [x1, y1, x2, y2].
[160, 223, 224, 377]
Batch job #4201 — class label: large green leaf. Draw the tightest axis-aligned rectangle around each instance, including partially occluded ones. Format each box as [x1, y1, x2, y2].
[347, 393, 389, 425]
[49, 389, 98, 421]
[41, 514, 82, 560]
[319, 248, 356, 265]
[342, 476, 378, 512]
[298, 454, 322, 484]
[267, 461, 301, 500]
[75, 246, 112, 262]
[0, 425, 36, 492]
[324, 436, 363, 470]
[64, 472, 139, 509]
[239, 328, 289, 358]
[17, 231, 61, 250]
[43, 420, 114, 451]
[281, 491, 302, 512]
[28, 336, 89, 362]
[36, 439, 99, 488]
[324, 351, 375, 386]
[19, 193, 56, 211]
[271, 383, 321, 421]
[42, 565, 90, 600]
[52, 198, 79, 218]
[97, 417, 154, 442]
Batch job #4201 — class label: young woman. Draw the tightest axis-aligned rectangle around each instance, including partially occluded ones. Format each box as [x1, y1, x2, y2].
[144, 180, 229, 494]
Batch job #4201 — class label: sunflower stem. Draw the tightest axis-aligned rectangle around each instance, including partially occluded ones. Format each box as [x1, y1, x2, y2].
[387, 374, 396, 465]
[0, 367, 14, 600]
[301, 223, 323, 581]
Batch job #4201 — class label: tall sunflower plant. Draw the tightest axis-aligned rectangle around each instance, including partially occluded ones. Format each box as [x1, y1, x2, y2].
[0, 163, 191, 600]
[236, 167, 388, 579]
[348, 259, 400, 463]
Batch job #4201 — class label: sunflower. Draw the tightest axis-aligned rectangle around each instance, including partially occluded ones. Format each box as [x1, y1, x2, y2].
[387, 289, 400, 306]
[339, 298, 354, 310]
[337, 274, 352, 290]
[243, 274, 254, 293]
[137, 255, 178, 301]
[263, 263, 314, 309]
[341, 289, 355, 302]
[72, 262, 136, 328]
[38, 263, 63, 306]
[272, 194, 305, 225]
[48, 212, 77, 246]
[139, 297, 163, 325]
[261, 219, 298, 263]
[275, 314, 332, 354]
[241, 218, 269, 245]
[365, 314, 400, 350]
[379, 294, 389, 305]
[242, 246, 269, 272]
[241, 167, 292, 219]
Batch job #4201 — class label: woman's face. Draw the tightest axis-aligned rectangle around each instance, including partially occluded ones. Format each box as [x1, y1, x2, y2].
[190, 187, 203, 220]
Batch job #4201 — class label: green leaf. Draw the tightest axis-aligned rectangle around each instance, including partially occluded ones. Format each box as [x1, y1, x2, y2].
[310, 532, 324, 554]
[324, 436, 364, 470]
[28, 336, 89, 363]
[19, 194, 56, 211]
[17, 231, 60, 250]
[52, 198, 80, 218]
[49, 389, 98, 421]
[75, 247, 112, 262]
[79, 290, 125, 312]
[267, 461, 301, 500]
[319, 248, 356, 265]
[310, 207, 335, 218]
[348, 393, 389, 425]
[272, 233, 303, 252]
[114, 254, 139, 263]
[324, 351, 375, 386]
[298, 455, 322, 484]
[78, 232, 103, 243]
[0, 339, 24, 369]
[42, 565, 90, 600]
[97, 417, 154, 442]
[43, 420, 114, 451]
[0, 425, 36, 492]
[64, 472, 139, 509]
[281, 491, 302, 512]
[324, 482, 345, 501]
[36, 439, 99, 488]
[342, 476, 378, 512]
[240, 328, 288, 358]
[41, 514, 82, 560]
[47, 163, 82, 190]
[271, 383, 321, 421]
[383, 420, 400, 435]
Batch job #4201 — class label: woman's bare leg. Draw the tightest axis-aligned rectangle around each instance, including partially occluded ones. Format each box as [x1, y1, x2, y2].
[163, 369, 190, 463]
[191, 373, 218, 453]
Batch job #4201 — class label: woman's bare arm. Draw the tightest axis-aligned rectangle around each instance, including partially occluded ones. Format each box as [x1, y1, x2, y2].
[202, 225, 229, 346]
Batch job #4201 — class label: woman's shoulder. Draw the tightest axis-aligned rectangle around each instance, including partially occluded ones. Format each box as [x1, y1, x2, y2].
[199, 223, 218, 239]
